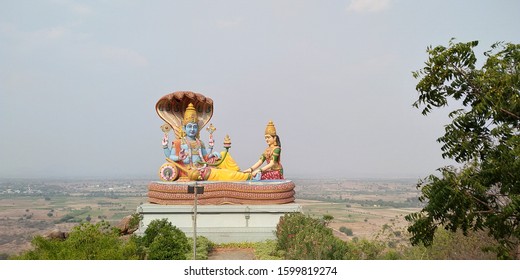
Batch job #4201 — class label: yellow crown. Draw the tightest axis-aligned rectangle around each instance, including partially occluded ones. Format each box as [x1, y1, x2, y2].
[265, 120, 277, 135]
[183, 103, 198, 125]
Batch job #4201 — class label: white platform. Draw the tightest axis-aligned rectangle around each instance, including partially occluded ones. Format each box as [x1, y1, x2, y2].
[135, 203, 302, 243]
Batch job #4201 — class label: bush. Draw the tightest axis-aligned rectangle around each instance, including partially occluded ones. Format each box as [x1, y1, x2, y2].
[344, 238, 386, 260]
[13, 221, 139, 260]
[137, 218, 189, 260]
[401, 228, 499, 260]
[186, 236, 215, 260]
[276, 212, 348, 260]
[322, 214, 334, 225]
[13, 218, 191, 260]
[128, 213, 142, 229]
[339, 226, 353, 236]
[253, 240, 284, 260]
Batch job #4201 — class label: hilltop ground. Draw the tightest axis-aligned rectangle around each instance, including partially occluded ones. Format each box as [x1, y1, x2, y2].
[0, 178, 420, 258]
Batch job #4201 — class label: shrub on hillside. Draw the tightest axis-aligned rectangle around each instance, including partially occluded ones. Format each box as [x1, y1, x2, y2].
[134, 218, 189, 260]
[13, 221, 138, 260]
[401, 228, 500, 260]
[12, 218, 192, 260]
[344, 238, 386, 260]
[339, 226, 353, 236]
[186, 236, 215, 260]
[276, 212, 348, 260]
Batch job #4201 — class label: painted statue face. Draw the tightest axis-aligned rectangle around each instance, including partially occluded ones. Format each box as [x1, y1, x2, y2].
[184, 122, 199, 138]
[265, 134, 275, 146]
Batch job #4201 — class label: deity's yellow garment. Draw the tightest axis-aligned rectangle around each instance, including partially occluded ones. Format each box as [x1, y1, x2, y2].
[205, 152, 251, 181]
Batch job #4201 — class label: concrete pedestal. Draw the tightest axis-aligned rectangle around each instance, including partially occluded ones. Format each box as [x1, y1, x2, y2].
[135, 203, 302, 243]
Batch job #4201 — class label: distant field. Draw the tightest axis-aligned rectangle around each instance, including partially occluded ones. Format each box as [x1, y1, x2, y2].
[298, 199, 419, 241]
[0, 196, 146, 223]
[0, 178, 422, 258]
[0, 195, 148, 257]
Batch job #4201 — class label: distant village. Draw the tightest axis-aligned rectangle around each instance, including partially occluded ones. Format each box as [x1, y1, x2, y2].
[0, 178, 150, 197]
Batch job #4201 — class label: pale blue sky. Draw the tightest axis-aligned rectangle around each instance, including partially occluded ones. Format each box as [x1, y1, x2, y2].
[1, 0, 519, 179]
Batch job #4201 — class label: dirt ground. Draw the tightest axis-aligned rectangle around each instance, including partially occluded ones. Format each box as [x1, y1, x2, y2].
[0, 196, 135, 258]
[297, 199, 418, 242]
[0, 192, 419, 258]
[207, 248, 256, 260]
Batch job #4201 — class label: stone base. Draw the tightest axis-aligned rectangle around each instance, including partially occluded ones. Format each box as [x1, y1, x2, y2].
[148, 179, 296, 205]
[135, 203, 302, 243]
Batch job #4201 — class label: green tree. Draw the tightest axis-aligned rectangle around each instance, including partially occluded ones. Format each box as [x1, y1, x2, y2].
[406, 40, 520, 259]
[128, 213, 143, 232]
[136, 218, 189, 260]
[12, 218, 194, 260]
[276, 213, 348, 260]
[322, 214, 334, 225]
[14, 221, 138, 260]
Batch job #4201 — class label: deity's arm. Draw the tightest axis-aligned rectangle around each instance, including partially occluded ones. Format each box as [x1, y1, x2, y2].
[272, 147, 282, 163]
[251, 157, 269, 178]
[163, 141, 189, 163]
[200, 141, 221, 159]
[245, 158, 264, 173]
[251, 159, 264, 170]
[162, 135, 175, 159]
[163, 146, 171, 157]
[262, 159, 276, 171]
[253, 148, 281, 173]
[163, 146, 180, 161]
[209, 150, 222, 159]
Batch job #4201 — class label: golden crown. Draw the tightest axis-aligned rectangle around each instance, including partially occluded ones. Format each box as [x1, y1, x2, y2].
[265, 120, 277, 135]
[183, 103, 198, 125]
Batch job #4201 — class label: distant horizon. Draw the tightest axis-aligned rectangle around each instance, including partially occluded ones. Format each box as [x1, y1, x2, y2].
[0, 173, 425, 181]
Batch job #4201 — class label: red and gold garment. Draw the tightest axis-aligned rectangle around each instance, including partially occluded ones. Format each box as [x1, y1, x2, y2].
[260, 146, 284, 180]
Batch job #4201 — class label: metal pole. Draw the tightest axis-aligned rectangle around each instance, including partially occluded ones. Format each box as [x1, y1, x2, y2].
[193, 182, 198, 260]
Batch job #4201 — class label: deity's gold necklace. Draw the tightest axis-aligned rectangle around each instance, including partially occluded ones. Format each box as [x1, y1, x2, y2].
[184, 138, 203, 166]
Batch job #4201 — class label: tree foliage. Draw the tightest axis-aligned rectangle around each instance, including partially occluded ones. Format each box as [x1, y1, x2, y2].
[13, 218, 191, 260]
[135, 218, 189, 260]
[186, 236, 214, 260]
[276, 212, 348, 260]
[14, 221, 138, 260]
[339, 226, 353, 236]
[406, 40, 520, 259]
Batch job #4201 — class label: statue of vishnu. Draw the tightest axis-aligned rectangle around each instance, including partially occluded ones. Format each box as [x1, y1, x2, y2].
[161, 103, 252, 181]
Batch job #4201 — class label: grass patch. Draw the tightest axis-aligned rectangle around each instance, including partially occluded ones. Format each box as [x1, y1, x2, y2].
[214, 240, 283, 260]
[186, 236, 215, 260]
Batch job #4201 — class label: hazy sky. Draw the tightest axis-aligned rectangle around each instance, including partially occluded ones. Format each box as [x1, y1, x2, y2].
[1, 0, 519, 179]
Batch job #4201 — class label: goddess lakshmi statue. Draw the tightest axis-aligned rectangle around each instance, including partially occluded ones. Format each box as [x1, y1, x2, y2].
[242, 121, 284, 180]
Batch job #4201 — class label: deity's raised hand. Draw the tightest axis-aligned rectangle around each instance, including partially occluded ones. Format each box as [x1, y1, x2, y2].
[162, 134, 169, 146]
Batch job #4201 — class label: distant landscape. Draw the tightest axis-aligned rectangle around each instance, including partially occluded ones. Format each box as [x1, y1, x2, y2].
[0, 177, 422, 258]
